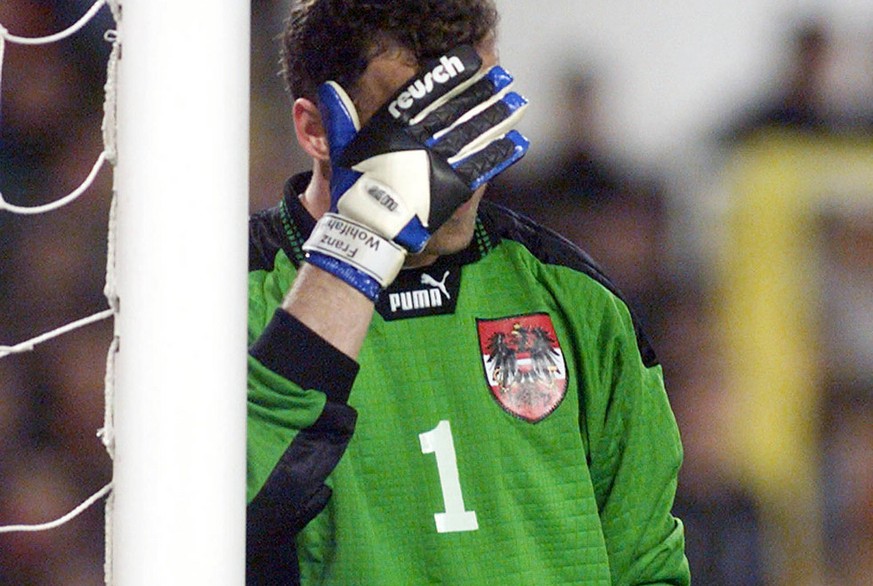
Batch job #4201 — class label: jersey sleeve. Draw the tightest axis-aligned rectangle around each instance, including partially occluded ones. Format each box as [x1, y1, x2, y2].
[246, 307, 359, 584]
[583, 294, 690, 586]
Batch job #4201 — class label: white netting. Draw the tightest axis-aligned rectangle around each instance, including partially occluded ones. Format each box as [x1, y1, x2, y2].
[0, 0, 121, 583]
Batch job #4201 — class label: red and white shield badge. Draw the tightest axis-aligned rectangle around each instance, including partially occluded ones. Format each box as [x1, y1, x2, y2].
[477, 313, 568, 423]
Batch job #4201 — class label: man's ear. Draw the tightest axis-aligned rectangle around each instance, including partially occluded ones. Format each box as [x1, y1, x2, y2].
[293, 97, 330, 161]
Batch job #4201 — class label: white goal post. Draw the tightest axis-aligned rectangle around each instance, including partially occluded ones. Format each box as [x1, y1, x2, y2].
[113, 1, 249, 584]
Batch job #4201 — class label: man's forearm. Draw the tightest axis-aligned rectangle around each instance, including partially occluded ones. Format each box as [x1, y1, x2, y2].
[281, 262, 375, 359]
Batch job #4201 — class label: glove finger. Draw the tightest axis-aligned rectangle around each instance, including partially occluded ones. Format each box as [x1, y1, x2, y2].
[407, 65, 515, 143]
[452, 130, 530, 190]
[317, 81, 361, 158]
[374, 45, 483, 126]
[430, 92, 528, 161]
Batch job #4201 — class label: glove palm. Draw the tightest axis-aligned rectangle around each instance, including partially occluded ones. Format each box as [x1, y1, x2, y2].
[303, 45, 529, 300]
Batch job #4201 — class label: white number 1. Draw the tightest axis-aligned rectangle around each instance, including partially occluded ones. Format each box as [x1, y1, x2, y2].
[418, 420, 478, 533]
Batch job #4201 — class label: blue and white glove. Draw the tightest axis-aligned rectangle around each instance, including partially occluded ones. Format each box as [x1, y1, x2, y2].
[302, 45, 530, 301]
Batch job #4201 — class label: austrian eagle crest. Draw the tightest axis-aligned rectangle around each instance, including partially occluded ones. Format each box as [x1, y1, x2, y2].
[477, 313, 567, 423]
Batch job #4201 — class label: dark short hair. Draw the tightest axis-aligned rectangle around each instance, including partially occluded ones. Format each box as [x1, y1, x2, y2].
[281, 0, 499, 102]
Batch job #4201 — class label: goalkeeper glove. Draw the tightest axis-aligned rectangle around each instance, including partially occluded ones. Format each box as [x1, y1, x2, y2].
[302, 44, 529, 301]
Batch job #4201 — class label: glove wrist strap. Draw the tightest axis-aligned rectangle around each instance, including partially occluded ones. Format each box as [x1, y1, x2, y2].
[302, 213, 406, 301]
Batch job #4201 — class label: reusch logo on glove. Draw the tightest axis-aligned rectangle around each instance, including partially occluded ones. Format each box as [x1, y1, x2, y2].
[387, 54, 467, 120]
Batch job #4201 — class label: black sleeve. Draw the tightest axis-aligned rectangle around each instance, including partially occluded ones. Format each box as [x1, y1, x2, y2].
[246, 310, 359, 585]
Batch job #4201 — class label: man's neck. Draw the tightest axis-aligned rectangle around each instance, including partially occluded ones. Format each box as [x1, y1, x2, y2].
[299, 165, 331, 220]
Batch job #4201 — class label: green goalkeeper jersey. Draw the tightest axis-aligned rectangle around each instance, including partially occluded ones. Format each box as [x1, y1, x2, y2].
[247, 174, 689, 585]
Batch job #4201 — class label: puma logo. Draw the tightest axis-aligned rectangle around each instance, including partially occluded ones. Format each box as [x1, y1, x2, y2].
[420, 271, 451, 300]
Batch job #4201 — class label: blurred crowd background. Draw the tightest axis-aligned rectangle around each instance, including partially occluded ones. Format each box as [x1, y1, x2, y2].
[1, 0, 872, 584]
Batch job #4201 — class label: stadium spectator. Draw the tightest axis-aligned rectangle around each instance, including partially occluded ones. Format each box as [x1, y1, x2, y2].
[819, 205, 873, 584]
[717, 18, 873, 141]
[490, 69, 670, 330]
[651, 289, 765, 586]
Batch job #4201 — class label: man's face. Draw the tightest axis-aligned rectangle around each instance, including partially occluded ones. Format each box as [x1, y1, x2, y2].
[352, 40, 499, 266]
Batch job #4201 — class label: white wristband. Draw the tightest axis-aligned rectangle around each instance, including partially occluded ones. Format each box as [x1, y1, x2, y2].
[302, 213, 406, 288]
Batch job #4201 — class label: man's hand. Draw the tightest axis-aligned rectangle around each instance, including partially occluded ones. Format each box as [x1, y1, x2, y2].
[302, 45, 529, 300]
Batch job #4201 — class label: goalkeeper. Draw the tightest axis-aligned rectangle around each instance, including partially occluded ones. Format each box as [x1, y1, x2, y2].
[247, 1, 690, 584]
